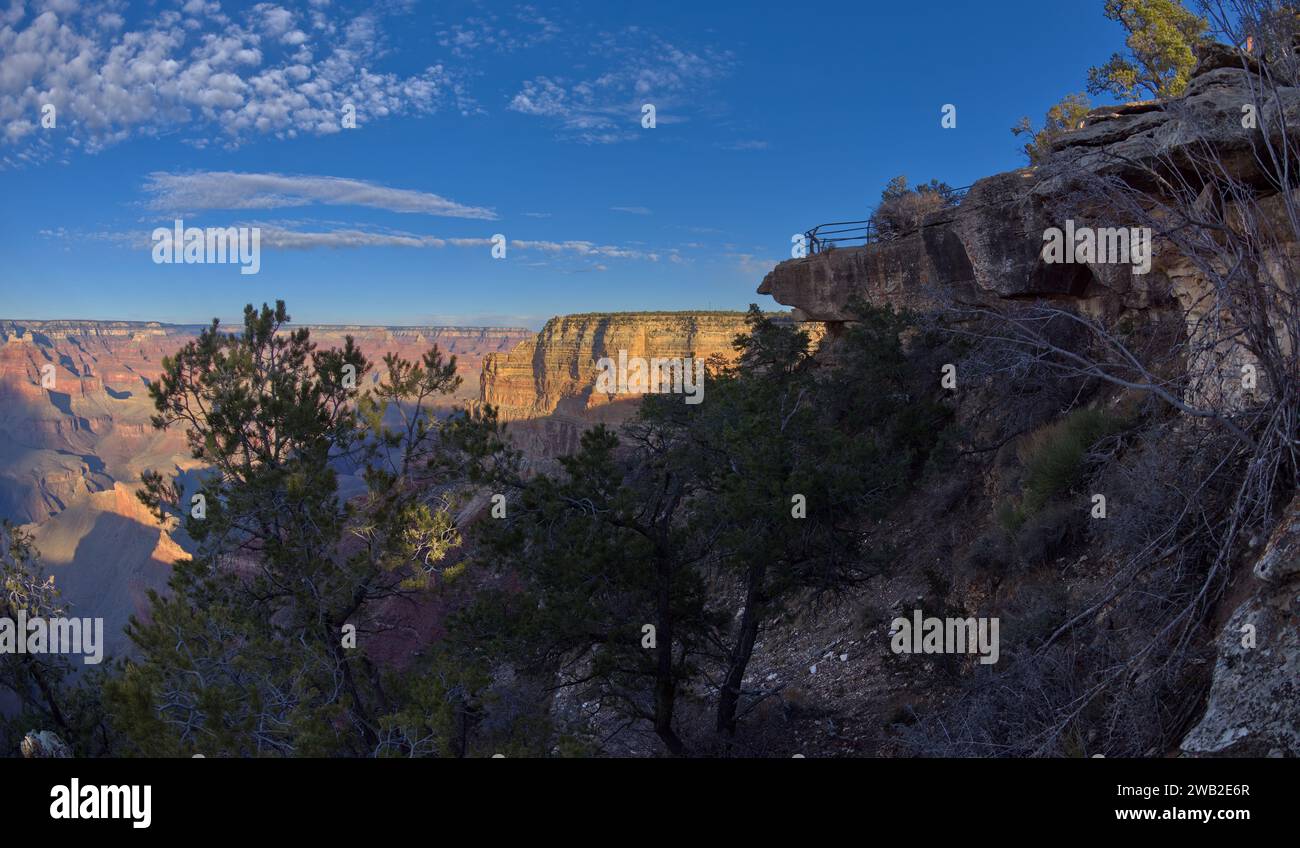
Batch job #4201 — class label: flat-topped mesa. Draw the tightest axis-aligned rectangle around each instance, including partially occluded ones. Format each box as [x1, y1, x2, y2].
[760, 41, 1299, 328]
[478, 311, 814, 462]
[479, 312, 758, 423]
[0, 319, 193, 343]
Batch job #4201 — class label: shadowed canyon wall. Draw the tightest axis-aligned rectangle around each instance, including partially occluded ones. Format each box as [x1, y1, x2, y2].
[754, 44, 1300, 757]
[0, 319, 532, 659]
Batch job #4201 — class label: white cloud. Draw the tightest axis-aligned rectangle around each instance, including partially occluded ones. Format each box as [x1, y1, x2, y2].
[257, 226, 476, 250]
[142, 171, 498, 219]
[0, 2, 468, 162]
[48, 220, 677, 263]
[509, 238, 667, 261]
[610, 206, 651, 215]
[435, 5, 560, 58]
[508, 30, 733, 143]
[256, 4, 295, 38]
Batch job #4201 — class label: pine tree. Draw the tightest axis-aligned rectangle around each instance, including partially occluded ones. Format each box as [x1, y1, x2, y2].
[642, 306, 953, 741]
[467, 424, 715, 756]
[1012, 93, 1093, 165]
[1087, 0, 1210, 101]
[106, 301, 482, 756]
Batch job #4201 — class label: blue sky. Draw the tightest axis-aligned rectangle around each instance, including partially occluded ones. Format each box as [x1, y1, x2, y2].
[0, 0, 1132, 328]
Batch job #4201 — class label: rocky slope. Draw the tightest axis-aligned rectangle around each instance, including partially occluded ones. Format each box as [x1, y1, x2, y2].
[0, 320, 201, 525]
[753, 44, 1300, 757]
[1181, 494, 1300, 757]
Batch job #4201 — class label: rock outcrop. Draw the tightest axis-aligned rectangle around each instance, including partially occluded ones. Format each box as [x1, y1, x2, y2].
[479, 312, 781, 460]
[760, 43, 1300, 328]
[756, 43, 1300, 758]
[1180, 496, 1300, 757]
[0, 319, 534, 662]
[20, 730, 71, 758]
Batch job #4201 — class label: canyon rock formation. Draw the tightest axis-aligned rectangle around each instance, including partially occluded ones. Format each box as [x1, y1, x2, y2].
[761, 44, 1299, 328]
[478, 312, 766, 460]
[0, 318, 531, 660]
[755, 44, 1300, 757]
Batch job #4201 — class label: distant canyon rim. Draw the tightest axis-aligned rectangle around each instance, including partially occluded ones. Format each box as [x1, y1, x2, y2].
[0, 312, 764, 660]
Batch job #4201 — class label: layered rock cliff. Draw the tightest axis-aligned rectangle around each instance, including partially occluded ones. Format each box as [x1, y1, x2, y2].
[760, 43, 1299, 333]
[478, 312, 763, 459]
[754, 44, 1300, 757]
[481, 312, 754, 421]
[0, 318, 534, 662]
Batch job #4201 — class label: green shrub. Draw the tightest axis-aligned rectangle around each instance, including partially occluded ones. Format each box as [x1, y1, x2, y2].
[1018, 406, 1123, 514]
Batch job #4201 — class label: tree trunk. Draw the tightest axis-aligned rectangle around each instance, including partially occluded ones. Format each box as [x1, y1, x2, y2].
[653, 554, 685, 757]
[717, 562, 766, 739]
[329, 631, 379, 752]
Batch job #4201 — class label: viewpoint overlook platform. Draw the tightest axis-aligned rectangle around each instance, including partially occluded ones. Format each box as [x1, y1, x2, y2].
[759, 169, 1144, 324]
[761, 41, 1298, 327]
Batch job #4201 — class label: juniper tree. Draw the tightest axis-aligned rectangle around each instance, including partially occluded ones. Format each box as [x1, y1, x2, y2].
[638, 306, 954, 743]
[1013, 93, 1093, 165]
[459, 305, 955, 754]
[0, 522, 115, 756]
[465, 423, 716, 757]
[870, 176, 959, 241]
[1087, 0, 1210, 101]
[0, 523, 69, 749]
[107, 301, 480, 756]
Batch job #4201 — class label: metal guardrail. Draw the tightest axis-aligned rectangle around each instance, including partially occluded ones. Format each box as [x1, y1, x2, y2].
[804, 185, 972, 255]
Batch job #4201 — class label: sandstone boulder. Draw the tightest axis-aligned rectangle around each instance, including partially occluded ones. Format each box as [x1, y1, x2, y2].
[1181, 497, 1300, 757]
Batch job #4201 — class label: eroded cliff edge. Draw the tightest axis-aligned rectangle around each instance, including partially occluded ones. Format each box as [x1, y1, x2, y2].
[756, 43, 1300, 757]
[477, 312, 754, 459]
[760, 44, 1297, 330]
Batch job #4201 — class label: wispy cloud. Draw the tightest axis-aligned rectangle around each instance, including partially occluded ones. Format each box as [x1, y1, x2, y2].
[256, 226, 486, 250]
[142, 172, 498, 219]
[435, 5, 561, 58]
[610, 205, 652, 215]
[729, 252, 780, 278]
[508, 238, 672, 261]
[507, 30, 733, 143]
[45, 221, 680, 263]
